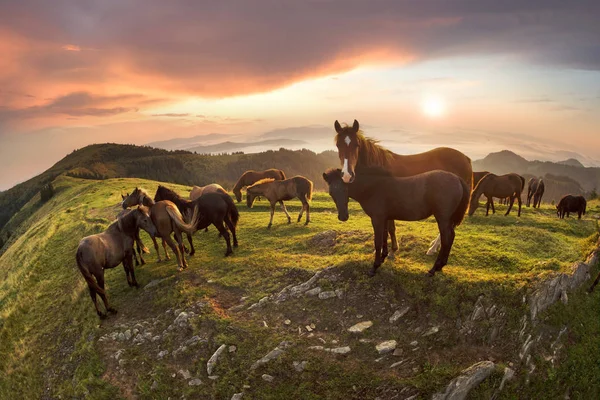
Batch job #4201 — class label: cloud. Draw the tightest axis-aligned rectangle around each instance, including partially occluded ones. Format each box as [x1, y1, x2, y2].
[151, 113, 189, 118]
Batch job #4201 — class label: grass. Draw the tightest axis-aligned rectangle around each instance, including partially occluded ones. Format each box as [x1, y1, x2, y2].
[0, 175, 599, 399]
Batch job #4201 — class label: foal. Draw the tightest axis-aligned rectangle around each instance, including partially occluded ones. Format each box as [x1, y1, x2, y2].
[246, 176, 313, 228]
[323, 168, 469, 277]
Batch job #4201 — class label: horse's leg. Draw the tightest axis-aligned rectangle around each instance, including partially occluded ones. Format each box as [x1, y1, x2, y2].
[505, 196, 515, 216]
[517, 193, 522, 217]
[162, 238, 171, 260]
[388, 220, 399, 252]
[186, 233, 195, 256]
[279, 200, 292, 224]
[381, 222, 389, 261]
[96, 273, 116, 315]
[297, 200, 305, 223]
[215, 220, 233, 256]
[428, 222, 454, 276]
[224, 216, 238, 247]
[165, 235, 185, 271]
[368, 217, 385, 277]
[132, 243, 140, 267]
[268, 202, 276, 228]
[87, 284, 103, 318]
[304, 201, 311, 225]
[125, 253, 138, 288]
[588, 271, 600, 293]
[152, 235, 162, 262]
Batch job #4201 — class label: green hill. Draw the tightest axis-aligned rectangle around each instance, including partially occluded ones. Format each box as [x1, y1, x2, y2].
[1, 175, 599, 399]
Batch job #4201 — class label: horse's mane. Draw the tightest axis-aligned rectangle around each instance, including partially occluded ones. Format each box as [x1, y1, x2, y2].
[248, 178, 275, 188]
[471, 173, 497, 199]
[355, 165, 394, 177]
[334, 126, 395, 168]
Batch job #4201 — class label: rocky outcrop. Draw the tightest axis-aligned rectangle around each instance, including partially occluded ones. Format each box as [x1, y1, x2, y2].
[432, 361, 496, 400]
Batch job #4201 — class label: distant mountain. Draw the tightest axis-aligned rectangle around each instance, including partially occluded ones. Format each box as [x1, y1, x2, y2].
[147, 133, 232, 151]
[188, 139, 308, 154]
[557, 158, 585, 168]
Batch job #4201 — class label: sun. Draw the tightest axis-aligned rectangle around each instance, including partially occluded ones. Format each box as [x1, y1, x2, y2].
[421, 95, 446, 118]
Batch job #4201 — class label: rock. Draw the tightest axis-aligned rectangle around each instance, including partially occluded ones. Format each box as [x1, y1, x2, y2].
[118, 332, 125, 341]
[207, 344, 228, 375]
[376, 340, 397, 355]
[393, 348, 403, 357]
[229, 345, 237, 353]
[273, 267, 333, 303]
[144, 277, 169, 290]
[389, 306, 411, 323]
[151, 335, 161, 342]
[390, 360, 405, 368]
[173, 311, 195, 328]
[308, 346, 325, 351]
[423, 326, 440, 337]
[150, 381, 158, 391]
[410, 341, 418, 346]
[348, 321, 373, 333]
[330, 346, 351, 354]
[284, 319, 291, 325]
[262, 374, 274, 382]
[491, 367, 515, 399]
[433, 361, 496, 400]
[318, 291, 337, 300]
[293, 361, 308, 372]
[157, 350, 169, 359]
[305, 287, 322, 296]
[118, 359, 126, 367]
[188, 378, 202, 386]
[560, 290, 568, 304]
[113, 349, 125, 360]
[335, 289, 344, 299]
[305, 325, 313, 332]
[310, 230, 337, 247]
[251, 341, 292, 370]
[358, 339, 371, 344]
[208, 375, 219, 380]
[178, 369, 191, 380]
[231, 394, 243, 400]
[471, 295, 486, 321]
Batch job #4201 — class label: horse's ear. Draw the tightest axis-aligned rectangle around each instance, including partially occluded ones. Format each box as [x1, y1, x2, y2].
[121, 194, 126, 200]
[322, 172, 329, 183]
[352, 119, 359, 132]
[334, 120, 342, 134]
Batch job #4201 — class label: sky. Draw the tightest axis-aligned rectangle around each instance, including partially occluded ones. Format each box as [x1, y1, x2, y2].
[1, 0, 600, 190]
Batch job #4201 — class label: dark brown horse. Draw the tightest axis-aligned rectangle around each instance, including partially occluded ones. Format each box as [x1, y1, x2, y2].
[468, 173, 524, 216]
[556, 195, 586, 219]
[122, 188, 200, 271]
[334, 120, 472, 256]
[233, 169, 286, 203]
[323, 167, 469, 277]
[473, 171, 490, 187]
[77, 206, 156, 318]
[246, 176, 313, 228]
[154, 185, 240, 256]
[526, 178, 545, 208]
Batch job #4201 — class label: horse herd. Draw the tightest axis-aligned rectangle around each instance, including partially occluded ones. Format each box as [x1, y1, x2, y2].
[75, 119, 596, 318]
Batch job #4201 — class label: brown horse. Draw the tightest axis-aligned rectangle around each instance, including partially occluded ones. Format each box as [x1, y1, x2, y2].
[468, 173, 524, 216]
[233, 169, 286, 203]
[323, 167, 469, 277]
[122, 188, 200, 271]
[246, 176, 313, 228]
[77, 206, 156, 318]
[190, 183, 227, 201]
[527, 178, 545, 208]
[473, 171, 490, 187]
[556, 195, 586, 219]
[154, 185, 239, 256]
[334, 119, 472, 256]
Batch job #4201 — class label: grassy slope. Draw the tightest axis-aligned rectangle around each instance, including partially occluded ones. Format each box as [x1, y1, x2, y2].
[0, 176, 598, 399]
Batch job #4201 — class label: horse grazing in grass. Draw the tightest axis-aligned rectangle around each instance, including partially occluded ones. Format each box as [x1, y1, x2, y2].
[468, 173, 524, 216]
[77, 206, 156, 318]
[246, 176, 313, 228]
[233, 169, 287, 203]
[334, 119, 472, 257]
[323, 167, 469, 277]
[556, 195, 586, 219]
[122, 188, 200, 271]
[190, 183, 227, 201]
[527, 178, 545, 208]
[473, 171, 490, 187]
[154, 185, 239, 256]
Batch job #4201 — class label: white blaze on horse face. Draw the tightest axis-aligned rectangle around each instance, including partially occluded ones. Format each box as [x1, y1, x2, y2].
[342, 158, 352, 183]
[344, 135, 351, 146]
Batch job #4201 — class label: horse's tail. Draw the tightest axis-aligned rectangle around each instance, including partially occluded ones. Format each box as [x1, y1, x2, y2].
[306, 179, 314, 201]
[166, 203, 198, 235]
[223, 193, 240, 227]
[453, 177, 470, 227]
[279, 169, 287, 180]
[76, 248, 105, 296]
[519, 175, 525, 191]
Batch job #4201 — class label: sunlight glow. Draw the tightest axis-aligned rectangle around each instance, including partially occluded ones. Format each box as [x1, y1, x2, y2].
[421, 95, 446, 118]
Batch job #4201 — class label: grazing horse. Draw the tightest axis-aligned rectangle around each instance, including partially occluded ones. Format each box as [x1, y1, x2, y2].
[77, 206, 156, 318]
[246, 176, 313, 228]
[556, 195, 586, 219]
[154, 185, 239, 256]
[473, 171, 490, 187]
[233, 169, 287, 203]
[190, 183, 227, 201]
[122, 188, 200, 271]
[323, 167, 469, 277]
[527, 178, 545, 208]
[334, 119, 472, 256]
[468, 173, 524, 216]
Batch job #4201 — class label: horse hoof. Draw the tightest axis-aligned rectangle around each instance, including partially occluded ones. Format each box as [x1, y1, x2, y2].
[234, 242, 239, 248]
[304, 221, 310, 226]
[267, 224, 272, 229]
[98, 313, 107, 320]
[108, 308, 118, 314]
[225, 251, 233, 257]
[426, 270, 435, 277]
[367, 269, 377, 277]
[189, 251, 195, 256]
[287, 220, 291, 224]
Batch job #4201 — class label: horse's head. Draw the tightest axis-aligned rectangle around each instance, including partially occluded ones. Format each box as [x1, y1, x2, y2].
[323, 169, 349, 221]
[246, 187, 257, 208]
[334, 119, 360, 184]
[135, 206, 156, 236]
[467, 194, 479, 217]
[233, 188, 242, 203]
[121, 187, 144, 209]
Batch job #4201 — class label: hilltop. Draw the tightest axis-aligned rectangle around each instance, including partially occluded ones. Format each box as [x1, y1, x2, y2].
[0, 175, 599, 399]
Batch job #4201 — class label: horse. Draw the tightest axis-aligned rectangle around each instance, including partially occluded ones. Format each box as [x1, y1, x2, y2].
[246, 176, 313, 228]
[473, 171, 490, 187]
[122, 188, 200, 271]
[233, 169, 287, 203]
[527, 178, 545, 208]
[468, 173, 524, 216]
[76, 206, 156, 318]
[190, 183, 227, 201]
[117, 206, 150, 266]
[334, 119, 472, 257]
[556, 195, 586, 219]
[323, 167, 469, 277]
[154, 185, 239, 256]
